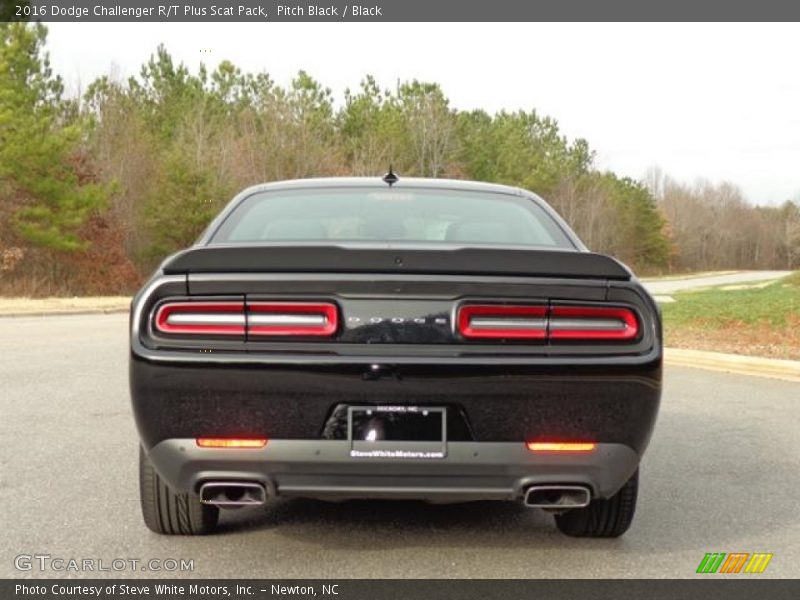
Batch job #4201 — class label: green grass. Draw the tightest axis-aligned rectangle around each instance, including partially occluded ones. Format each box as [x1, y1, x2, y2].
[782, 271, 800, 286]
[661, 272, 799, 329]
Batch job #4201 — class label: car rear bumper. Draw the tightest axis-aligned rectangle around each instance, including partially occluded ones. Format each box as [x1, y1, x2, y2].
[131, 355, 662, 453]
[147, 439, 640, 502]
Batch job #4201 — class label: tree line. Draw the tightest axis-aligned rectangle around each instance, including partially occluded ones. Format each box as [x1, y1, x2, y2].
[1, 23, 798, 295]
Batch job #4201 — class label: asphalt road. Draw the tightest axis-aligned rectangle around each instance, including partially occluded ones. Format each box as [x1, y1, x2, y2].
[1, 313, 798, 579]
[642, 270, 791, 295]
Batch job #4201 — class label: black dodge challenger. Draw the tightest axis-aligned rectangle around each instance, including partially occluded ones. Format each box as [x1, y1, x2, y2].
[131, 175, 661, 537]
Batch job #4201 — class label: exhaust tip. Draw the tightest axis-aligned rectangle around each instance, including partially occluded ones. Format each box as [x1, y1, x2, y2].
[199, 481, 267, 507]
[524, 485, 591, 509]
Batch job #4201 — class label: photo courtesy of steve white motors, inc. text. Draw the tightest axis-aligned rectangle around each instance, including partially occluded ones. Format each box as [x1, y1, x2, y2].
[14, 583, 339, 597]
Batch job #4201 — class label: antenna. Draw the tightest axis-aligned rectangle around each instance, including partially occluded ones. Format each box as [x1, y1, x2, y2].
[382, 165, 399, 187]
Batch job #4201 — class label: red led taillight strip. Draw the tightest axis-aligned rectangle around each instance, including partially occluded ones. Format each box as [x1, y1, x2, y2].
[247, 302, 338, 337]
[457, 305, 547, 339]
[457, 304, 639, 341]
[154, 301, 246, 335]
[548, 306, 639, 341]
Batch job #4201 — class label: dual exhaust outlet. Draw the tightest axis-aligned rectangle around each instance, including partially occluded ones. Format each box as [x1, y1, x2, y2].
[523, 485, 591, 509]
[199, 481, 267, 507]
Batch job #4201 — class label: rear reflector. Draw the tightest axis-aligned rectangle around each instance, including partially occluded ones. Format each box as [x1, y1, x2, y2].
[154, 302, 245, 335]
[526, 441, 597, 453]
[457, 304, 639, 342]
[457, 305, 547, 339]
[549, 306, 639, 341]
[248, 302, 338, 336]
[196, 438, 268, 449]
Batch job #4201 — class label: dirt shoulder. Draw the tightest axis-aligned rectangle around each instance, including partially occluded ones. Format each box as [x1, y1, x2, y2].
[665, 326, 800, 361]
[0, 296, 131, 316]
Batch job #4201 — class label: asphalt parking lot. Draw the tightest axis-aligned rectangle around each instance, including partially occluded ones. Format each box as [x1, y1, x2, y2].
[1, 313, 798, 578]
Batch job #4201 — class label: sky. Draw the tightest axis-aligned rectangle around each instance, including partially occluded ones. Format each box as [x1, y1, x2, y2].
[44, 22, 800, 205]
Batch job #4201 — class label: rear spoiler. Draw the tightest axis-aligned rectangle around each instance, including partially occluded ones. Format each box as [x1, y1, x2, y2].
[161, 245, 632, 280]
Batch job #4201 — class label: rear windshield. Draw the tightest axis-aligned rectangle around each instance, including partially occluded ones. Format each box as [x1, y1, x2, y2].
[209, 188, 574, 248]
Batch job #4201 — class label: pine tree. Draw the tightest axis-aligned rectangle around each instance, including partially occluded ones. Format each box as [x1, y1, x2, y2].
[0, 23, 107, 252]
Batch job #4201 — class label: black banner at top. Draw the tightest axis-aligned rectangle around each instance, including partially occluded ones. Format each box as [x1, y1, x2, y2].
[4, 0, 800, 22]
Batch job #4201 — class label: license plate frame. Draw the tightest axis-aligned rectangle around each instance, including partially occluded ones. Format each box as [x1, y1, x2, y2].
[347, 405, 447, 459]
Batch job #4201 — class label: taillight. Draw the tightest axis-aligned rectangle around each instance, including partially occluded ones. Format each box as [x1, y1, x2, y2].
[457, 303, 640, 342]
[196, 438, 268, 448]
[248, 302, 338, 337]
[549, 306, 639, 341]
[526, 441, 596, 453]
[154, 301, 245, 336]
[457, 305, 547, 339]
[153, 300, 339, 338]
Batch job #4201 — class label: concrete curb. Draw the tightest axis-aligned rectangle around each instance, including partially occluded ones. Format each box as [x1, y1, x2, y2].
[664, 348, 800, 383]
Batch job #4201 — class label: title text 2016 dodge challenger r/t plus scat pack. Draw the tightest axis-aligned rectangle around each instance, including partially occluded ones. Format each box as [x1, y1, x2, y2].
[130, 175, 661, 537]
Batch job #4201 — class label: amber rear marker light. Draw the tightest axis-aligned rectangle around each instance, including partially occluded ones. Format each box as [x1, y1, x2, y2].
[196, 438, 268, 449]
[526, 441, 597, 452]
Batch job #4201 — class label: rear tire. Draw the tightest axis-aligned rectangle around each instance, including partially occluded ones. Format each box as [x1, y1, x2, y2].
[554, 469, 638, 538]
[139, 446, 219, 535]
